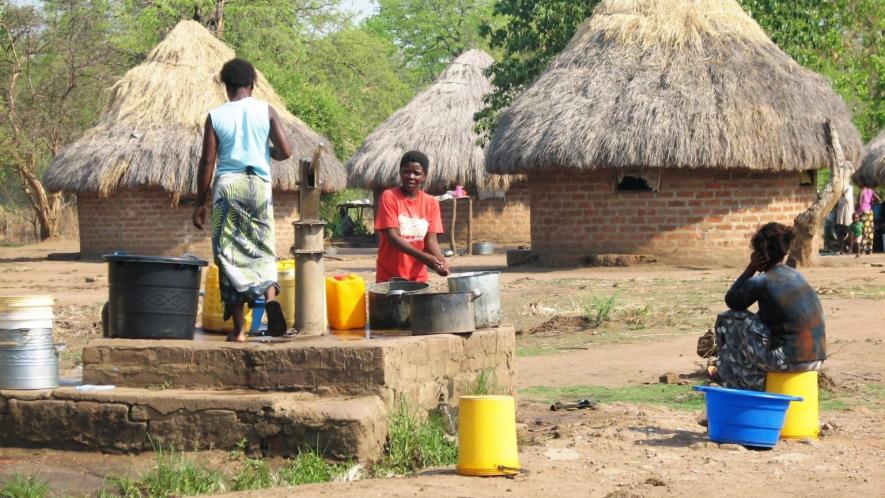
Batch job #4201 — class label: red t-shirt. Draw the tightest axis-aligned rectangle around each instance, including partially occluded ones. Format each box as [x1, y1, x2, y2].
[374, 187, 443, 283]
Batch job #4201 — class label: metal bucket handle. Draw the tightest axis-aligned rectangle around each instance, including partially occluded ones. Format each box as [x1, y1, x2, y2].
[470, 289, 483, 301]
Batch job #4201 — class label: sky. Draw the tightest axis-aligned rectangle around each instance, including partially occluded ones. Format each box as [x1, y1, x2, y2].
[339, 0, 377, 22]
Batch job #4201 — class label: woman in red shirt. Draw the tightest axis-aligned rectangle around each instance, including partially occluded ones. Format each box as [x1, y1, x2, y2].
[374, 151, 449, 283]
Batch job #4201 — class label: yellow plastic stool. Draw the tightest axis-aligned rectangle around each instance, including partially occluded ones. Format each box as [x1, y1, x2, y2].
[766, 371, 819, 439]
[456, 395, 520, 476]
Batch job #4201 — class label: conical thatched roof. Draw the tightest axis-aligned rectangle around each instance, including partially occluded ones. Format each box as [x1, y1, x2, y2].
[485, 0, 862, 174]
[853, 130, 885, 187]
[347, 50, 513, 194]
[44, 20, 346, 195]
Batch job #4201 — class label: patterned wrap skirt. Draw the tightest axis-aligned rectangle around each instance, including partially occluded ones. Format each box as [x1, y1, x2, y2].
[715, 310, 822, 391]
[211, 172, 278, 307]
[860, 210, 875, 253]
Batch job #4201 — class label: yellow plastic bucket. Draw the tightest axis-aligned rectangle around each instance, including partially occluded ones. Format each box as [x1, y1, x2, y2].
[766, 371, 819, 439]
[456, 395, 520, 476]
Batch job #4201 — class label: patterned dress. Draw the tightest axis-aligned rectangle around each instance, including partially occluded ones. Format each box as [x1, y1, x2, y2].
[211, 171, 278, 308]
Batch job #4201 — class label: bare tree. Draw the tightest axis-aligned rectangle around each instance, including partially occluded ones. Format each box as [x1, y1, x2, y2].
[0, 1, 119, 239]
[787, 120, 853, 267]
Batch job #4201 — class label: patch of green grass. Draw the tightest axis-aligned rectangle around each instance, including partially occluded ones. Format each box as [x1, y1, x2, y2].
[374, 400, 458, 476]
[520, 384, 705, 411]
[231, 458, 275, 491]
[820, 383, 885, 411]
[278, 451, 348, 486]
[582, 294, 618, 327]
[99, 443, 226, 497]
[464, 370, 507, 395]
[0, 474, 49, 498]
[517, 346, 563, 357]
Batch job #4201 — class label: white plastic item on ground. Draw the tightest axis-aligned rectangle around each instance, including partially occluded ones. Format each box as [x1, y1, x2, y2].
[75, 384, 116, 392]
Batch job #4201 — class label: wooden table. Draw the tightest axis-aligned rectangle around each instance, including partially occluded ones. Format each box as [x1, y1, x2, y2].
[444, 196, 473, 255]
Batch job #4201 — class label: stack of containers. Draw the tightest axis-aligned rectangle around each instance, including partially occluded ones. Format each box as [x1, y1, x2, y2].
[0, 295, 61, 389]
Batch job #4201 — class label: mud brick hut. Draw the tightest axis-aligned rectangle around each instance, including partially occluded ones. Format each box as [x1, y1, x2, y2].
[347, 50, 530, 247]
[43, 21, 346, 260]
[484, 0, 862, 264]
[854, 130, 885, 188]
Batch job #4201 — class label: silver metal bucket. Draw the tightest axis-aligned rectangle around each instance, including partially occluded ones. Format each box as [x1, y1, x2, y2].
[0, 343, 62, 389]
[0, 328, 54, 349]
[447, 271, 501, 328]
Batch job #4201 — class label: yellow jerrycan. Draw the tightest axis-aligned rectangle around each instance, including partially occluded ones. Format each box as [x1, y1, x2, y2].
[325, 274, 367, 330]
[201, 264, 252, 333]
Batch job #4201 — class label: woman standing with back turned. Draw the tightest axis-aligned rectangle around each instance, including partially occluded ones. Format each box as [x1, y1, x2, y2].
[192, 58, 293, 342]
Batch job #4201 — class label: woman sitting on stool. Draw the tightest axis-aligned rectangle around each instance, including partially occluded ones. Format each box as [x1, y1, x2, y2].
[712, 222, 827, 391]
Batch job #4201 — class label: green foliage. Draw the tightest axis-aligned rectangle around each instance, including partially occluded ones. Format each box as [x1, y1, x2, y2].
[739, 0, 884, 141]
[277, 451, 349, 486]
[230, 458, 275, 491]
[0, 474, 49, 498]
[366, 0, 495, 84]
[321, 188, 373, 238]
[99, 443, 226, 497]
[375, 400, 458, 475]
[465, 369, 506, 395]
[475, 0, 600, 139]
[583, 294, 618, 327]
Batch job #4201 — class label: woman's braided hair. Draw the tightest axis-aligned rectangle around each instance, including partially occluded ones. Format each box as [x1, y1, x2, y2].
[751, 222, 794, 265]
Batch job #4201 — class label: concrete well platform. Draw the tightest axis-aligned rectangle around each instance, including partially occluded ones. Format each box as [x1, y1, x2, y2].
[0, 327, 515, 461]
[83, 327, 516, 411]
[0, 388, 386, 460]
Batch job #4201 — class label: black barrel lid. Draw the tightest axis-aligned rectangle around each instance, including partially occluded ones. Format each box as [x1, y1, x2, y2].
[102, 251, 208, 267]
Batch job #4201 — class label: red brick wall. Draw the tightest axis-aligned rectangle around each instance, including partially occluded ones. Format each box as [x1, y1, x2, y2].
[438, 181, 531, 247]
[529, 169, 816, 263]
[77, 189, 300, 260]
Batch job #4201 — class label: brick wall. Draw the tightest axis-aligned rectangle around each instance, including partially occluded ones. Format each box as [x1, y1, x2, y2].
[77, 189, 300, 260]
[529, 168, 816, 263]
[437, 181, 531, 247]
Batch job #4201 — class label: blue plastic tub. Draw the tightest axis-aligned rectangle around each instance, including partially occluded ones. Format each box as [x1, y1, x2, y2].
[693, 385, 802, 448]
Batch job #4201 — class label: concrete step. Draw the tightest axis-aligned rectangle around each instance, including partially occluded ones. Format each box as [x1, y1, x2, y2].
[82, 327, 516, 411]
[0, 387, 387, 462]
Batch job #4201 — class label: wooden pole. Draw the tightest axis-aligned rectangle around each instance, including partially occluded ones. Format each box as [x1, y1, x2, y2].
[450, 198, 458, 254]
[467, 198, 474, 255]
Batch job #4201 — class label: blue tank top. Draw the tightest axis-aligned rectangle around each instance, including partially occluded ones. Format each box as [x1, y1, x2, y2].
[209, 97, 272, 180]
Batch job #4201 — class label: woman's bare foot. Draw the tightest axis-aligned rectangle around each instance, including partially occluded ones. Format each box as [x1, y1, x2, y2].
[226, 331, 247, 343]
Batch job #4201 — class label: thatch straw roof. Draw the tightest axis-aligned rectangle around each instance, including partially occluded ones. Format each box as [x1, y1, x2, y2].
[853, 130, 885, 187]
[44, 20, 346, 195]
[485, 0, 862, 174]
[347, 50, 514, 194]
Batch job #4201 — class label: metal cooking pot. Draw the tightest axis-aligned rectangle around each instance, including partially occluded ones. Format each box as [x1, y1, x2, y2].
[447, 271, 501, 328]
[367, 280, 430, 329]
[409, 290, 483, 335]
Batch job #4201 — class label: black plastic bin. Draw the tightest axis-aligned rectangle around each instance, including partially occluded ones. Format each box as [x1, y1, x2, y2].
[102, 252, 208, 340]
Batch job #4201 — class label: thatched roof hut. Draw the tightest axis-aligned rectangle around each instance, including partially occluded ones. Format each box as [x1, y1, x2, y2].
[853, 130, 885, 187]
[347, 49, 511, 194]
[44, 20, 346, 195]
[485, 0, 862, 174]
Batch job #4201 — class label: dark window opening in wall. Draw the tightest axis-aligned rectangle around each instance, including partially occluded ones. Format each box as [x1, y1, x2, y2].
[800, 170, 816, 187]
[617, 175, 653, 192]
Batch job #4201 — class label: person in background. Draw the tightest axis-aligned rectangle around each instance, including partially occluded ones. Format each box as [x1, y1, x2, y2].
[834, 182, 854, 254]
[849, 213, 864, 257]
[374, 151, 449, 283]
[857, 184, 881, 255]
[710, 223, 826, 391]
[192, 58, 293, 342]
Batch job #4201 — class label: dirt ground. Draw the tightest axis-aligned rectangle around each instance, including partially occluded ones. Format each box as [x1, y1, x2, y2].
[0, 239, 884, 497]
